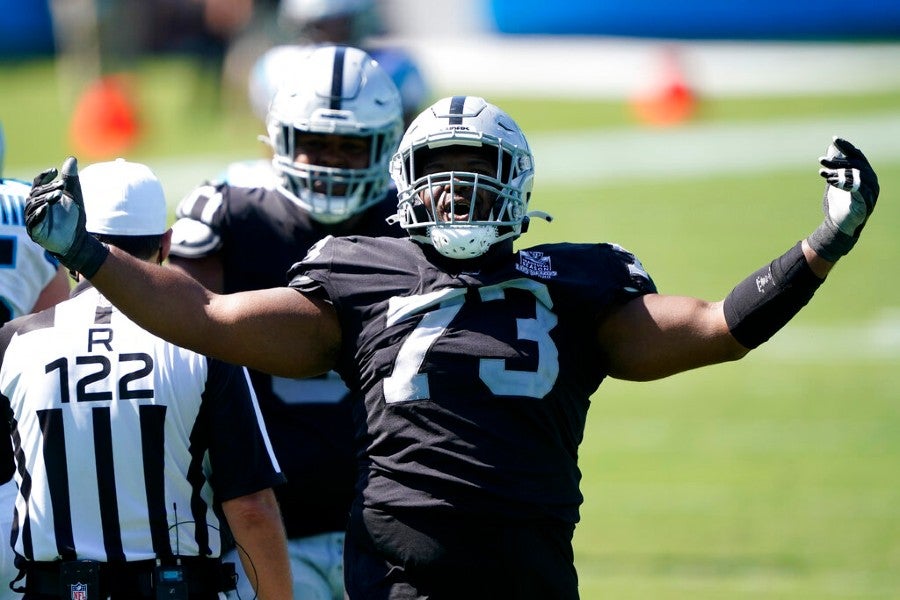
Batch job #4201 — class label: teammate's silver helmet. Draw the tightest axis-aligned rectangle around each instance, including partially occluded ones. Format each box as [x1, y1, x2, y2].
[265, 45, 403, 224]
[248, 44, 313, 121]
[389, 96, 539, 259]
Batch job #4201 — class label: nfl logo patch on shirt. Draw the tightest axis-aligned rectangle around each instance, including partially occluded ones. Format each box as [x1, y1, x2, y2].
[516, 251, 557, 279]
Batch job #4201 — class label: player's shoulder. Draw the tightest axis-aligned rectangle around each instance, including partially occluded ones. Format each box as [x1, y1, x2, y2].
[175, 179, 276, 220]
[515, 241, 656, 293]
[517, 240, 645, 266]
[294, 234, 414, 277]
[289, 235, 421, 305]
[315, 233, 411, 259]
[171, 181, 232, 256]
[331, 233, 410, 249]
[175, 179, 226, 220]
[172, 180, 291, 258]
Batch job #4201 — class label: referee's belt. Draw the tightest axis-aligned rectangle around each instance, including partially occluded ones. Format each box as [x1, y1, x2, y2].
[20, 557, 236, 597]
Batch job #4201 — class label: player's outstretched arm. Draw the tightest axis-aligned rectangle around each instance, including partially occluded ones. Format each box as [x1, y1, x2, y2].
[600, 137, 879, 381]
[95, 246, 339, 377]
[26, 157, 340, 378]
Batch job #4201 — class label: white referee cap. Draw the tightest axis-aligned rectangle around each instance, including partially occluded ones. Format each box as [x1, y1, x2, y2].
[81, 158, 168, 236]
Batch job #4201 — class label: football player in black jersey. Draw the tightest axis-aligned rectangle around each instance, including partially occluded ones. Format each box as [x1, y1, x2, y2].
[25, 95, 879, 599]
[166, 45, 406, 600]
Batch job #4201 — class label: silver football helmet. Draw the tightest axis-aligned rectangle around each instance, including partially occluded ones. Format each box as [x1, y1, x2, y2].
[248, 45, 314, 121]
[264, 45, 403, 224]
[389, 96, 546, 259]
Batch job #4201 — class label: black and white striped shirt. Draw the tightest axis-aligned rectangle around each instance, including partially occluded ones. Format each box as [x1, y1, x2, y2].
[0, 283, 284, 562]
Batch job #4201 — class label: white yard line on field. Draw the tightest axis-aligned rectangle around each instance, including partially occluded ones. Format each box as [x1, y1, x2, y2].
[529, 112, 900, 184]
[146, 111, 900, 203]
[755, 309, 900, 362]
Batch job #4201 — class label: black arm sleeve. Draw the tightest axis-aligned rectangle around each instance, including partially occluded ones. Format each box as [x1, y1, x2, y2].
[723, 242, 825, 349]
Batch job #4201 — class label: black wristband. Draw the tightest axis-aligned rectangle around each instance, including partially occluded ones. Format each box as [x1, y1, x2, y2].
[723, 242, 824, 349]
[60, 235, 110, 279]
[807, 219, 855, 263]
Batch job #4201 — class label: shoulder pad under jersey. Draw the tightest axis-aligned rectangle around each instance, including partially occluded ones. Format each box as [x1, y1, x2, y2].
[175, 183, 225, 223]
[169, 218, 221, 258]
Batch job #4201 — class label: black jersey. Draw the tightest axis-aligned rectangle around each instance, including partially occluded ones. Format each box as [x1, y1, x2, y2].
[288, 236, 657, 527]
[170, 182, 404, 538]
[170, 182, 402, 292]
[0, 284, 284, 562]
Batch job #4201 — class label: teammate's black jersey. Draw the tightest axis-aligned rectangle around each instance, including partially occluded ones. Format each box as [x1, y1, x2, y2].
[0, 284, 284, 562]
[170, 183, 404, 537]
[288, 236, 657, 526]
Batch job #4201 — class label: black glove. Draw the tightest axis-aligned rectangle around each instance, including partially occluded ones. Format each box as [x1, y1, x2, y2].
[807, 137, 879, 262]
[25, 157, 109, 278]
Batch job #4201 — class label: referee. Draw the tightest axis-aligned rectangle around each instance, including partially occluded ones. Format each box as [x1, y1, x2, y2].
[0, 159, 292, 599]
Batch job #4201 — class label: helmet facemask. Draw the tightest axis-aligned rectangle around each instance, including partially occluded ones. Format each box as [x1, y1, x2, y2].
[390, 96, 542, 259]
[271, 122, 397, 225]
[393, 139, 533, 259]
[263, 45, 403, 225]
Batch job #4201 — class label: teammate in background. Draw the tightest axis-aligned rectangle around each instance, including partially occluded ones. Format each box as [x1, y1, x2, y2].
[167, 44, 405, 600]
[253, 0, 429, 127]
[2, 159, 291, 599]
[0, 123, 69, 325]
[0, 122, 70, 600]
[25, 96, 879, 599]
[227, 0, 430, 187]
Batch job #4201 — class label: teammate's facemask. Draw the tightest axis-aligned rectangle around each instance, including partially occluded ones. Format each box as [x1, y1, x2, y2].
[264, 45, 403, 224]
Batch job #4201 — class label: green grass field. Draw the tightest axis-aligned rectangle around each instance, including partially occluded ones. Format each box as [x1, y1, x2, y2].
[3, 56, 898, 598]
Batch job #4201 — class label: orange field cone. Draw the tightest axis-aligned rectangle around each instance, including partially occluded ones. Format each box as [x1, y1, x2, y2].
[630, 47, 697, 127]
[69, 74, 141, 159]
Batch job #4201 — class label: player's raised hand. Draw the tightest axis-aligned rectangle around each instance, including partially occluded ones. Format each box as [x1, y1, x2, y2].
[25, 157, 109, 278]
[808, 137, 879, 262]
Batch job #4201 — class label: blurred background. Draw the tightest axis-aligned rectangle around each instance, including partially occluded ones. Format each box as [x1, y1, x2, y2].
[1, 1, 899, 598]
[3, 0, 900, 193]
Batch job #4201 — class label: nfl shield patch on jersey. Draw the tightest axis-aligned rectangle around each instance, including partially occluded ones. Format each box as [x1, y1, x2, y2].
[516, 250, 558, 279]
